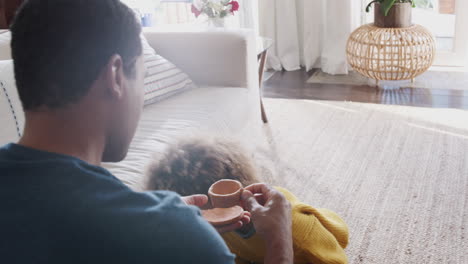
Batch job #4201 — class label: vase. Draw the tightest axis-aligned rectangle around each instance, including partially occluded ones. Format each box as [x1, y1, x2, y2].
[374, 2, 412, 28]
[141, 13, 153, 27]
[207, 17, 225, 28]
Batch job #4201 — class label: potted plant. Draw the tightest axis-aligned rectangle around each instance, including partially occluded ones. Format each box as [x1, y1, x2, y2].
[366, 0, 416, 28]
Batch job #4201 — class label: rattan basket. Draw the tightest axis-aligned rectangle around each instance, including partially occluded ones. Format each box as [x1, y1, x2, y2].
[347, 24, 436, 82]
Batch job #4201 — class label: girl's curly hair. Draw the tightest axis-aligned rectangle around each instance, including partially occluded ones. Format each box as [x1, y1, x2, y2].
[146, 137, 259, 196]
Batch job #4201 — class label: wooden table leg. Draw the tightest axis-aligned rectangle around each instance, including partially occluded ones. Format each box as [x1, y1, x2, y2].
[258, 50, 269, 123]
[0, 0, 7, 29]
[260, 99, 268, 123]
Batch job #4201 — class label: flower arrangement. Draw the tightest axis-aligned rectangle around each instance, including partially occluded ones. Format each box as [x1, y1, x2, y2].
[191, 0, 240, 19]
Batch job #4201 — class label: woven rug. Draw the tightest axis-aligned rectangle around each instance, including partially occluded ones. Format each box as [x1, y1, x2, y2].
[253, 98, 468, 263]
[307, 70, 468, 90]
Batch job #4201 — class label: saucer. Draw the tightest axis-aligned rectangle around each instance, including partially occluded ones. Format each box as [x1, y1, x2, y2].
[201, 205, 244, 226]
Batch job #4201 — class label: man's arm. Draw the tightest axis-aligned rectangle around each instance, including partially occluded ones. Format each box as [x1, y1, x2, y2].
[241, 184, 294, 264]
[264, 234, 294, 264]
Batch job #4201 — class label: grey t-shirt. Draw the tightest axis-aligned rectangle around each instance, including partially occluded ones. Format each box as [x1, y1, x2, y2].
[0, 143, 235, 263]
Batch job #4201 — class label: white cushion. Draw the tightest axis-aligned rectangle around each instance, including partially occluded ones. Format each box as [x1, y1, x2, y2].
[141, 35, 196, 106]
[103, 86, 253, 190]
[0, 31, 12, 60]
[0, 60, 24, 144]
[0, 31, 196, 106]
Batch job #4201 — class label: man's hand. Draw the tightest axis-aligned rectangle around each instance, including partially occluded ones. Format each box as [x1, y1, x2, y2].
[181, 195, 251, 234]
[241, 183, 293, 264]
[214, 211, 251, 233]
[181, 194, 209, 208]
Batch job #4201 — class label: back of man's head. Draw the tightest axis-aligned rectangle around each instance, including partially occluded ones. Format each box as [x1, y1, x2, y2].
[11, 0, 142, 111]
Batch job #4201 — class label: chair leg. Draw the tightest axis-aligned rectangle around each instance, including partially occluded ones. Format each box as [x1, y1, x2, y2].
[260, 99, 268, 123]
[258, 50, 269, 123]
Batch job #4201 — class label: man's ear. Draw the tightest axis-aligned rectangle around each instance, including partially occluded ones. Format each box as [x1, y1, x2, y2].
[104, 54, 125, 100]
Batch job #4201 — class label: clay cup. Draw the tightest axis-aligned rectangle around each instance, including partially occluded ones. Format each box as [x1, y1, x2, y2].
[208, 179, 243, 208]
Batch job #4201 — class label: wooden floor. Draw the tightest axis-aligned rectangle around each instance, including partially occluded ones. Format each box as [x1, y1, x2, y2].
[263, 69, 468, 110]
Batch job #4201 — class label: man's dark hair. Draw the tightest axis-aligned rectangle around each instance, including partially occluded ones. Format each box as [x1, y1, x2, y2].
[11, 0, 142, 110]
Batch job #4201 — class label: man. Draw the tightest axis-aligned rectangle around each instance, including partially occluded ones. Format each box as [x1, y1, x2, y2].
[0, 0, 293, 263]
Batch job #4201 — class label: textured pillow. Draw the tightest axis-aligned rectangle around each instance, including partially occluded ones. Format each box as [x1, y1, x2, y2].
[0, 60, 25, 144]
[141, 35, 196, 106]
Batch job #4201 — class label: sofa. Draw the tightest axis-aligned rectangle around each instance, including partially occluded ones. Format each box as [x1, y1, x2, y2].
[0, 29, 263, 191]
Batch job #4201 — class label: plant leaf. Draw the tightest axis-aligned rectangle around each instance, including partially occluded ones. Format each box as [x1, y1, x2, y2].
[365, 0, 383, 13]
[381, 0, 396, 16]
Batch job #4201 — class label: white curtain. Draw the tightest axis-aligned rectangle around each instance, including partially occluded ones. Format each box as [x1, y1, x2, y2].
[225, 0, 259, 35]
[259, 0, 361, 74]
[238, 0, 259, 34]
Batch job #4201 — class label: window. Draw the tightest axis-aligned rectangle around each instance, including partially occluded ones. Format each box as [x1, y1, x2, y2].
[121, 0, 195, 26]
[159, 0, 195, 25]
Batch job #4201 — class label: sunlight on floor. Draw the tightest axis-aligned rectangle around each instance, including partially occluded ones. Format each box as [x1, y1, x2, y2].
[354, 101, 468, 131]
[430, 65, 468, 73]
[295, 98, 468, 134]
[301, 100, 358, 113]
[407, 122, 468, 139]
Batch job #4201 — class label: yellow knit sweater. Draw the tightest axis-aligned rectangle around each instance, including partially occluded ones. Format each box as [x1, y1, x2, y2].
[222, 187, 349, 264]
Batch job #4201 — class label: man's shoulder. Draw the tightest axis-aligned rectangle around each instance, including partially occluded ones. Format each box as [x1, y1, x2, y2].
[0, 143, 115, 182]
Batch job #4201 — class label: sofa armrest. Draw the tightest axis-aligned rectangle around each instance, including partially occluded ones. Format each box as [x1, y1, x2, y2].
[143, 29, 258, 89]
